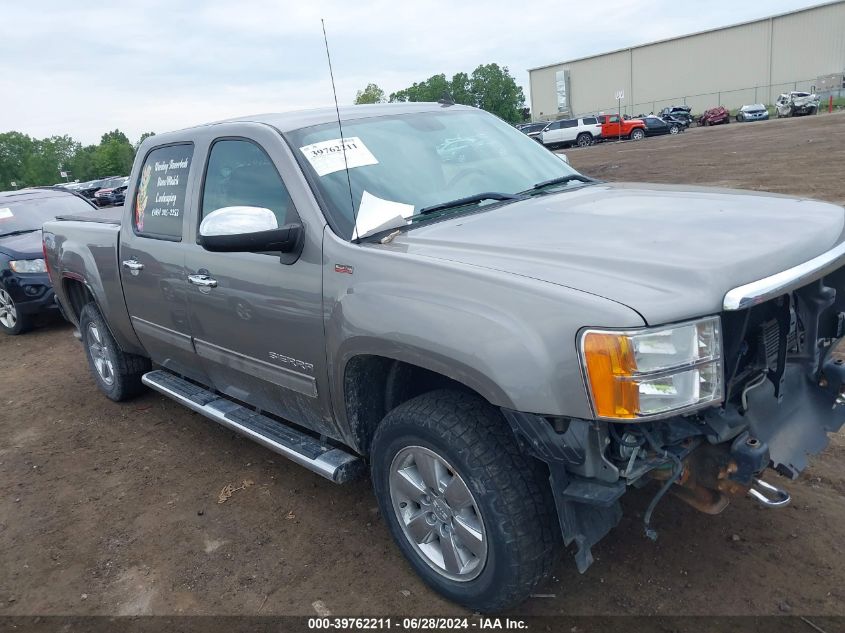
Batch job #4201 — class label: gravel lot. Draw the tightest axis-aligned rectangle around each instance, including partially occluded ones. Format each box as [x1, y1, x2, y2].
[1, 112, 844, 619]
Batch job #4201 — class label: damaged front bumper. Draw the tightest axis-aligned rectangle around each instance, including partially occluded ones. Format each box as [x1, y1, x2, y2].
[503, 358, 845, 573]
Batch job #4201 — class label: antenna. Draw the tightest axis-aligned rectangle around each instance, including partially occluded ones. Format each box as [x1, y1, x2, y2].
[321, 19, 358, 239]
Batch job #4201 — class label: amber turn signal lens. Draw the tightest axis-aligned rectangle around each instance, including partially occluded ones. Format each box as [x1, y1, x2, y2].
[582, 331, 639, 418]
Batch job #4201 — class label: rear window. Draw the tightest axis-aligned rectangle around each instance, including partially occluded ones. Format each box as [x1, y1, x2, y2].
[0, 193, 94, 236]
[133, 144, 194, 241]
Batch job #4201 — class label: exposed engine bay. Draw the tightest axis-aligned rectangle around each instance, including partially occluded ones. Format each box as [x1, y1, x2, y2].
[505, 266, 845, 573]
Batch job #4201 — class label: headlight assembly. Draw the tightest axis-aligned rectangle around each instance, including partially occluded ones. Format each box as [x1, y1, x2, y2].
[9, 258, 47, 274]
[579, 316, 723, 420]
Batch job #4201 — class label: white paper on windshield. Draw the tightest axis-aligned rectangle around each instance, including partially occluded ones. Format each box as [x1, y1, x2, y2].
[355, 191, 414, 238]
[0, 208, 13, 220]
[299, 137, 378, 177]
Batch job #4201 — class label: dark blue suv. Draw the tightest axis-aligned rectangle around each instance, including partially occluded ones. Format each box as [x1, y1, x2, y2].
[0, 187, 95, 334]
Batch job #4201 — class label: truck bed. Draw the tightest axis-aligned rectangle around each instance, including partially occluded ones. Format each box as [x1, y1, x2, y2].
[42, 214, 143, 356]
[56, 206, 122, 225]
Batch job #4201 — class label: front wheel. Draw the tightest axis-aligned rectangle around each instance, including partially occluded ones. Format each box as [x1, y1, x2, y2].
[80, 303, 150, 401]
[669, 124, 679, 135]
[0, 286, 31, 335]
[371, 390, 558, 612]
[630, 128, 645, 140]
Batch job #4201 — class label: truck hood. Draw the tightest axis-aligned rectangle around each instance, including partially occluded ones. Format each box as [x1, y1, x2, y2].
[0, 229, 42, 260]
[393, 182, 845, 325]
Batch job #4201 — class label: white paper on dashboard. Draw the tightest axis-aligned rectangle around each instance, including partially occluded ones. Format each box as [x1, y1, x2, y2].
[354, 191, 414, 238]
[299, 136, 378, 177]
[0, 208, 13, 219]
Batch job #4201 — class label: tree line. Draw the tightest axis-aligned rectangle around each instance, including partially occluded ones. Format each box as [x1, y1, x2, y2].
[2, 63, 524, 191]
[0, 130, 154, 191]
[355, 63, 528, 123]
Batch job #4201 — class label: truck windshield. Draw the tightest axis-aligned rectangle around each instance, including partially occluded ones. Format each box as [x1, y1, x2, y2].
[286, 109, 585, 240]
[0, 193, 94, 236]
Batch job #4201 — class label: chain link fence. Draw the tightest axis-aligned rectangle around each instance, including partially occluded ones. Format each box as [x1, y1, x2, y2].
[580, 77, 845, 119]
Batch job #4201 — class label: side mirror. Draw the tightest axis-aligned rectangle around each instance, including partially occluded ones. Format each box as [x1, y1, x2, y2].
[199, 206, 303, 254]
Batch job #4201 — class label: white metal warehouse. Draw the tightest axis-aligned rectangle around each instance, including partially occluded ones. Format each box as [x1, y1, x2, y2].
[528, 0, 845, 120]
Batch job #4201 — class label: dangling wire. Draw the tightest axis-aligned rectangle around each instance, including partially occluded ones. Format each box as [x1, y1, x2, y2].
[639, 426, 683, 541]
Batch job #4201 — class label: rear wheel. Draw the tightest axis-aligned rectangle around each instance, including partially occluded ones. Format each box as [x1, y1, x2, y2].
[576, 133, 592, 148]
[0, 287, 31, 335]
[80, 303, 150, 401]
[371, 390, 558, 612]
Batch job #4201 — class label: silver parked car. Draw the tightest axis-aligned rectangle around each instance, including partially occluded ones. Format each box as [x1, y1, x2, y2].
[736, 103, 770, 122]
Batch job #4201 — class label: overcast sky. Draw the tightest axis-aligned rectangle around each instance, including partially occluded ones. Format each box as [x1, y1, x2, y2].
[1, 0, 825, 144]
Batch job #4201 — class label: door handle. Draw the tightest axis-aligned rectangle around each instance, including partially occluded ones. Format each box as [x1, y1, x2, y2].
[122, 259, 144, 276]
[187, 274, 218, 288]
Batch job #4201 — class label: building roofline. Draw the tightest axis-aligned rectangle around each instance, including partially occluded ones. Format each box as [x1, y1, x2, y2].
[527, 0, 843, 72]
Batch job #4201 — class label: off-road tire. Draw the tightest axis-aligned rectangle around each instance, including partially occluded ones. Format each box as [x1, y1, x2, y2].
[630, 128, 645, 140]
[79, 302, 150, 401]
[370, 389, 558, 612]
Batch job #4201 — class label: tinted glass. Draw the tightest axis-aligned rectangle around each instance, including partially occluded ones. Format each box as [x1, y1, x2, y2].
[560, 119, 577, 128]
[583, 117, 598, 124]
[287, 109, 583, 240]
[133, 144, 193, 240]
[201, 139, 294, 228]
[0, 193, 94, 236]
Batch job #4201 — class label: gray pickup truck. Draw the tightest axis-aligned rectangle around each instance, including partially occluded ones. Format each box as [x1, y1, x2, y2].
[43, 103, 845, 611]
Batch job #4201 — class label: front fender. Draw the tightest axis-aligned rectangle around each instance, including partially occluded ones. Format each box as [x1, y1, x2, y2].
[323, 232, 645, 436]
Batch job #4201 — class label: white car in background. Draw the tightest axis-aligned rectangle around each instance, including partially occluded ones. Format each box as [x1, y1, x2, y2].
[541, 116, 603, 148]
[775, 92, 820, 117]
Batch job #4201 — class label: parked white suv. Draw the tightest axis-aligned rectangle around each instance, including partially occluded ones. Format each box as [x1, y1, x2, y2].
[541, 116, 602, 148]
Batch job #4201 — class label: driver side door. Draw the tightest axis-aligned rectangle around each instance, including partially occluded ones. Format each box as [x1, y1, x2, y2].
[183, 127, 335, 438]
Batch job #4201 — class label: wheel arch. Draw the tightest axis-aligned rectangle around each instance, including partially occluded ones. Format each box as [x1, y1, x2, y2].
[337, 346, 516, 455]
[61, 274, 96, 324]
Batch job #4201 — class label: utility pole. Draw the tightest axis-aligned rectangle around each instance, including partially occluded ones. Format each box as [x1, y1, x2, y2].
[615, 90, 624, 142]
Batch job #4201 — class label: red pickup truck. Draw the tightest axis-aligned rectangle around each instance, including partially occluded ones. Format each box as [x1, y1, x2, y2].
[598, 114, 646, 140]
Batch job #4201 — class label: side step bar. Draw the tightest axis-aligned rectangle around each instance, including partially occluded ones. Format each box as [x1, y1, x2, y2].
[142, 369, 364, 483]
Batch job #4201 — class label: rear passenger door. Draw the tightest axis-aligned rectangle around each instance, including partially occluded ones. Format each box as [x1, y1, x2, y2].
[120, 143, 209, 384]
[183, 125, 333, 437]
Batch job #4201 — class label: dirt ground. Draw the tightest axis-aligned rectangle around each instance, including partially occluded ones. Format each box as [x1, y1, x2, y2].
[1, 112, 845, 619]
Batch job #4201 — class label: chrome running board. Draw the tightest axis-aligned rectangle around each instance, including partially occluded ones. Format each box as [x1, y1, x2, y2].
[141, 369, 363, 483]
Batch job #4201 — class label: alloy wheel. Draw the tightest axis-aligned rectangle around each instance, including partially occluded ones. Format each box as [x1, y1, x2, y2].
[0, 288, 17, 329]
[389, 446, 487, 581]
[87, 322, 115, 386]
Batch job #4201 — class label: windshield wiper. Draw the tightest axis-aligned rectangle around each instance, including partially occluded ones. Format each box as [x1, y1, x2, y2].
[523, 174, 593, 194]
[0, 229, 39, 238]
[418, 192, 524, 217]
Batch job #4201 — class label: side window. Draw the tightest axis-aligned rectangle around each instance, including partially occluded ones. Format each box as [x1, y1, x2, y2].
[561, 120, 578, 129]
[201, 139, 295, 229]
[583, 117, 597, 125]
[134, 144, 194, 240]
[609, 115, 620, 123]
